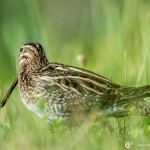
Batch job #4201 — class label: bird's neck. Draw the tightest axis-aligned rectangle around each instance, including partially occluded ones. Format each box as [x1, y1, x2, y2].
[19, 60, 49, 74]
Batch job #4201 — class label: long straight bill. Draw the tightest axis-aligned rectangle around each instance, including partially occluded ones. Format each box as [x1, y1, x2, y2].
[1, 76, 18, 107]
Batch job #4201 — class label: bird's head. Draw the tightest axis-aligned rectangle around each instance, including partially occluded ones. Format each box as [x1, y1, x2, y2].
[19, 42, 49, 71]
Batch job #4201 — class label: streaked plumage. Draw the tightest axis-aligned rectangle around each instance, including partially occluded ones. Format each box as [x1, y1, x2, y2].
[1, 42, 150, 123]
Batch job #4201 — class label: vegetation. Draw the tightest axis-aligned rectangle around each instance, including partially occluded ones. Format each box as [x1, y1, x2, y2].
[0, 0, 150, 149]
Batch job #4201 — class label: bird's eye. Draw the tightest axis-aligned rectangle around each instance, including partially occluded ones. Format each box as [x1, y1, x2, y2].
[20, 48, 23, 53]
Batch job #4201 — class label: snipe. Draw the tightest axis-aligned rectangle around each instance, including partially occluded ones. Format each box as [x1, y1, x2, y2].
[1, 42, 150, 123]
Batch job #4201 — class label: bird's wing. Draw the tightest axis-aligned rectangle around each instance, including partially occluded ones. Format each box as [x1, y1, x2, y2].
[40, 62, 122, 90]
[37, 63, 124, 108]
[37, 63, 150, 114]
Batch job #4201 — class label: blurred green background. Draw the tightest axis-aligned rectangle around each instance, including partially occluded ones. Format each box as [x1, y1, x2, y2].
[0, 0, 150, 149]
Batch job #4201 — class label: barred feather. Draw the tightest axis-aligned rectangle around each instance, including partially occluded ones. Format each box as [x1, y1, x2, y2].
[14, 42, 150, 122]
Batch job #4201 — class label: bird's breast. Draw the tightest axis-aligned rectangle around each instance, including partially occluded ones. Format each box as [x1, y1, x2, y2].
[18, 72, 38, 103]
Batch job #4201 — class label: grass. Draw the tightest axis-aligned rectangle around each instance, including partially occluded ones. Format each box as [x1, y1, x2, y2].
[0, 0, 150, 149]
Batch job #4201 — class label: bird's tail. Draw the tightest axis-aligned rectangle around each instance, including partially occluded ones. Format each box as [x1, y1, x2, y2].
[117, 85, 150, 105]
[102, 99, 150, 117]
[133, 99, 150, 116]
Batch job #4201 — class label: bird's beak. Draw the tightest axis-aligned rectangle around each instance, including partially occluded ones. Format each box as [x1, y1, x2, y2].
[1, 76, 18, 107]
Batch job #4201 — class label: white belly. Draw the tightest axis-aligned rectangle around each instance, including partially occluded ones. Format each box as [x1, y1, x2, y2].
[21, 97, 66, 122]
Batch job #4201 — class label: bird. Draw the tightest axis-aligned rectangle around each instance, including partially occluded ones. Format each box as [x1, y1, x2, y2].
[1, 42, 150, 124]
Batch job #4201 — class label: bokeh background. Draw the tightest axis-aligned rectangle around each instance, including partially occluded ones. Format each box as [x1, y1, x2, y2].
[0, 0, 150, 149]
